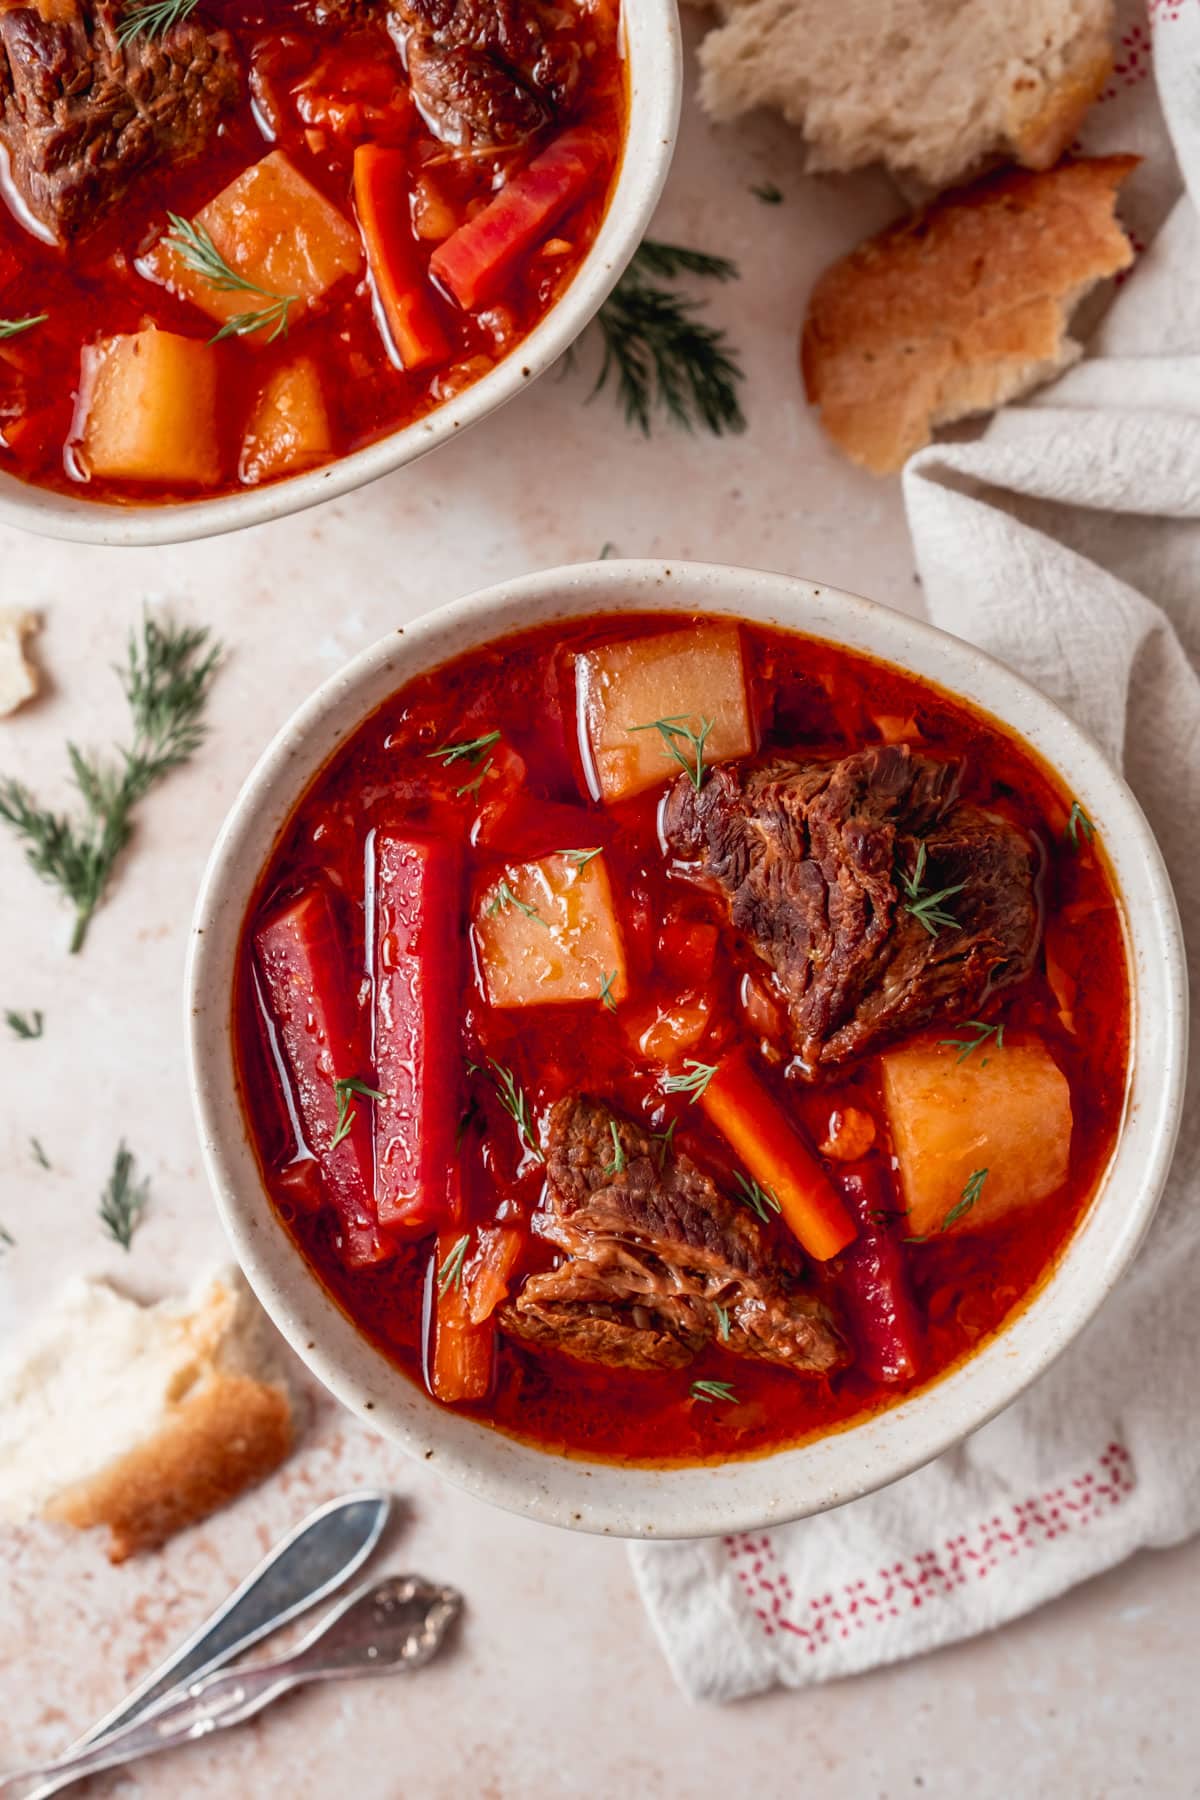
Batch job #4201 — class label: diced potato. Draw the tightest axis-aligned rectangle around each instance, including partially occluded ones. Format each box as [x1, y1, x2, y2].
[575, 623, 754, 803]
[141, 151, 362, 335]
[475, 852, 627, 1009]
[72, 328, 221, 486]
[882, 1039, 1073, 1238]
[239, 357, 333, 485]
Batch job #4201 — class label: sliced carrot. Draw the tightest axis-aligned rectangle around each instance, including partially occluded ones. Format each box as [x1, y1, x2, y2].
[353, 145, 450, 371]
[700, 1052, 857, 1261]
[466, 1227, 523, 1325]
[432, 1232, 494, 1403]
[430, 126, 607, 312]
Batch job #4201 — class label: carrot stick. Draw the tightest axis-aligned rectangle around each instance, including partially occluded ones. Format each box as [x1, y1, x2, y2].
[431, 1232, 494, 1403]
[354, 145, 450, 371]
[430, 126, 607, 311]
[700, 1052, 857, 1261]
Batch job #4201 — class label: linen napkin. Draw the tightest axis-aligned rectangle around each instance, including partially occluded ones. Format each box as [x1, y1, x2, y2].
[630, 5, 1200, 1701]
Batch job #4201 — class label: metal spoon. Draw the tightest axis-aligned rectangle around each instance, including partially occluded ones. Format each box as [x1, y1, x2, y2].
[0, 1574, 461, 1800]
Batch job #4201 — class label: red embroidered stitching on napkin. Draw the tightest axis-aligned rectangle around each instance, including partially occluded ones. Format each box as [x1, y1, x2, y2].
[723, 1443, 1135, 1652]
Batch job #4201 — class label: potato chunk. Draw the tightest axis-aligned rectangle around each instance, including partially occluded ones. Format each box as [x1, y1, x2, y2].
[72, 328, 220, 486]
[882, 1038, 1073, 1238]
[475, 853, 627, 1008]
[575, 623, 754, 803]
[240, 357, 332, 485]
[141, 151, 362, 336]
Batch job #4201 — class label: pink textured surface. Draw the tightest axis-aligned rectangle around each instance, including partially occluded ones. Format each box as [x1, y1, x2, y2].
[0, 14, 1196, 1792]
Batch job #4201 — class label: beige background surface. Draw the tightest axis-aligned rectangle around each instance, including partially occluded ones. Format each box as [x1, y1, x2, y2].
[0, 26, 1196, 1798]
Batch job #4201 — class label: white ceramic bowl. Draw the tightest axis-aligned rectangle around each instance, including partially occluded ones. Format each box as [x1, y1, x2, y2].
[0, 5, 680, 548]
[187, 560, 1187, 1538]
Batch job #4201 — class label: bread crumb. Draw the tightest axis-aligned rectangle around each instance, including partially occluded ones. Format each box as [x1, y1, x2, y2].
[801, 156, 1138, 476]
[0, 608, 40, 716]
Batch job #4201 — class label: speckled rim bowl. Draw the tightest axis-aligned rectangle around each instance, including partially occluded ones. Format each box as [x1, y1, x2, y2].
[186, 560, 1187, 1538]
[0, 4, 680, 549]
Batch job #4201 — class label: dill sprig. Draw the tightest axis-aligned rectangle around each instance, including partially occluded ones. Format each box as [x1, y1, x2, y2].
[938, 1020, 1005, 1064]
[690, 1379, 737, 1404]
[0, 614, 222, 954]
[558, 846, 602, 868]
[662, 1059, 718, 1102]
[477, 1058, 544, 1163]
[602, 1119, 627, 1176]
[427, 729, 501, 767]
[30, 1137, 50, 1170]
[589, 238, 745, 437]
[598, 970, 619, 1013]
[485, 880, 540, 921]
[733, 1171, 782, 1223]
[629, 715, 713, 793]
[331, 1076, 384, 1149]
[163, 213, 296, 343]
[0, 315, 47, 340]
[5, 1008, 43, 1040]
[943, 1167, 988, 1232]
[0, 1224, 13, 1253]
[1066, 801, 1095, 849]
[651, 1117, 677, 1170]
[117, 0, 200, 42]
[437, 1233, 470, 1297]
[99, 1141, 149, 1250]
[898, 841, 964, 938]
[714, 1302, 731, 1341]
[751, 183, 783, 205]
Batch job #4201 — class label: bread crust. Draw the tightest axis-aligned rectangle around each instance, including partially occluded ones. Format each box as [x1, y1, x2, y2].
[800, 156, 1138, 475]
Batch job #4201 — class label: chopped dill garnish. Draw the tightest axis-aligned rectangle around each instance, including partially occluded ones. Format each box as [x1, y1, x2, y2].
[690, 1379, 737, 1404]
[5, 1008, 43, 1040]
[558, 846, 602, 868]
[599, 541, 617, 560]
[30, 1137, 50, 1171]
[0, 315, 48, 340]
[598, 969, 619, 1013]
[0, 614, 222, 954]
[428, 729, 502, 767]
[751, 182, 783, 204]
[477, 1059, 544, 1163]
[898, 841, 965, 938]
[163, 213, 296, 343]
[603, 1119, 627, 1176]
[485, 880, 540, 921]
[651, 1117, 678, 1170]
[1067, 801, 1095, 849]
[662, 1059, 718, 1102]
[116, 0, 200, 44]
[437, 1233, 470, 1296]
[942, 1168, 989, 1232]
[938, 1020, 1005, 1064]
[330, 1076, 384, 1150]
[629, 715, 713, 793]
[733, 1172, 782, 1223]
[99, 1141, 149, 1250]
[714, 1303, 731, 1342]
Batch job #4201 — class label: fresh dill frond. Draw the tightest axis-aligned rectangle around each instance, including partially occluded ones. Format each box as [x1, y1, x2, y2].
[0, 1224, 13, 1253]
[0, 613, 222, 953]
[479, 1059, 544, 1163]
[629, 715, 713, 792]
[437, 1233, 470, 1297]
[1066, 801, 1095, 849]
[733, 1171, 782, 1223]
[330, 1076, 385, 1150]
[589, 238, 745, 437]
[558, 846, 602, 868]
[163, 213, 296, 343]
[0, 315, 47, 340]
[751, 183, 783, 205]
[651, 1117, 677, 1170]
[898, 841, 964, 938]
[485, 880, 540, 921]
[714, 1302, 731, 1341]
[662, 1059, 718, 1102]
[30, 1137, 50, 1170]
[602, 1119, 627, 1176]
[942, 1168, 988, 1232]
[599, 541, 617, 560]
[5, 1008, 43, 1040]
[938, 1020, 1005, 1064]
[690, 1379, 737, 1404]
[598, 969, 619, 1013]
[116, 0, 200, 43]
[427, 729, 501, 767]
[99, 1141, 149, 1250]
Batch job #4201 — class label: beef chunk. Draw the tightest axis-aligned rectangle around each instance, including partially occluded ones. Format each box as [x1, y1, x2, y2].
[501, 1095, 845, 1376]
[389, 0, 588, 145]
[663, 745, 1041, 1071]
[0, 1, 240, 243]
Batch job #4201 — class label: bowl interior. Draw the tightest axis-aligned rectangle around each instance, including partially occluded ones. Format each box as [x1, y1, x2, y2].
[187, 560, 1187, 1537]
[0, 0, 681, 548]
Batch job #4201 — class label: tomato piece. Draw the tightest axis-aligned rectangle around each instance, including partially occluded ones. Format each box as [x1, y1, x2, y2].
[373, 831, 463, 1233]
[354, 145, 450, 371]
[430, 126, 607, 311]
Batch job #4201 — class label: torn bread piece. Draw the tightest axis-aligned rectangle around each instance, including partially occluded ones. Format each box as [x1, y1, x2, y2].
[689, 0, 1115, 191]
[800, 155, 1137, 476]
[0, 1269, 298, 1562]
[0, 608, 40, 715]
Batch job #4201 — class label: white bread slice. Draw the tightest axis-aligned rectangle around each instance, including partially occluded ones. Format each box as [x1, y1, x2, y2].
[691, 0, 1115, 190]
[800, 155, 1137, 475]
[0, 1269, 296, 1562]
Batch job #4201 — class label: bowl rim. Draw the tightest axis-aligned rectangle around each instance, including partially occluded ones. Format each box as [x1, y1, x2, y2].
[0, 0, 681, 548]
[186, 559, 1188, 1538]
